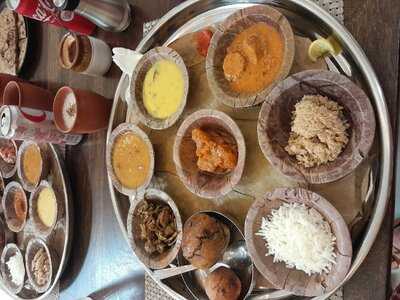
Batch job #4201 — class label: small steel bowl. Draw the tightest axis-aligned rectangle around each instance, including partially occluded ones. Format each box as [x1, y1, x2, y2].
[2, 181, 28, 233]
[130, 46, 189, 130]
[127, 188, 183, 270]
[25, 238, 58, 294]
[178, 211, 254, 300]
[0, 243, 25, 294]
[29, 181, 59, 237]
[17, 141, 49, 192]
[106, 123, 155, 197]
[0, 139, 18, 179]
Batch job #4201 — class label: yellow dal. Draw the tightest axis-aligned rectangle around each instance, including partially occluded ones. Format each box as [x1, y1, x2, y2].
[112, 132, 151, 189]
[37, 187, 57, 228]
[143, 59, 184, 119]
[23, 145, 42, 185]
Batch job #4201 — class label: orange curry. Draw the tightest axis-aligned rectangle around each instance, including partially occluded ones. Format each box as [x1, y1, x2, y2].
[192, 128, 238, 174]
[223, 22, 284, 93]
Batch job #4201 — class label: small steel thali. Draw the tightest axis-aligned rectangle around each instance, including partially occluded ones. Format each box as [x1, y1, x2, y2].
[0, 143, 73, 300]
[107, 0, 393, 299]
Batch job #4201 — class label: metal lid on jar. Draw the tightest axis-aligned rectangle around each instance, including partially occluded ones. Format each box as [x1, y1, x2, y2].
[53, 0, 80, 11]
[0, 106, 12, 138]
[5, 0, 20, 10]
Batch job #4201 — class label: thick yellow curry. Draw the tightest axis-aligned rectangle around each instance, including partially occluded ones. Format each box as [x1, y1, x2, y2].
[112, 132, 151, 189]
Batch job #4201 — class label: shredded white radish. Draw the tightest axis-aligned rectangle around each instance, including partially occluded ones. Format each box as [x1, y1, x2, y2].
[256, 202, 336, 275]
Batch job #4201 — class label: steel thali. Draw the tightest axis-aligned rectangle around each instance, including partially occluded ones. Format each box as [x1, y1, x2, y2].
[107, 0, 393, 299]
[0, 144, 74, 300]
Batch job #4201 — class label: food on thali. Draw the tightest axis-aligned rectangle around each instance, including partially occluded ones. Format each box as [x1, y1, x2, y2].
[0, 8, 27, 75]
[143, 59, 185, 119]
[196, 29, 213, 57]
[182, 213, 229, 269]
[5, 250, 25, 287]
[112, 132, 151, 190]
[0, 141, 16, 164]
[192, 127, 238, 174]
[308, 36, 342, 62]
[0, 144, 69, 297]
[13, 189, 26, 223]
[109, 3, 380, 299]
[36, 187, 57, 228]
[223, 22, 284, 93]
[22, 144, 42, 186]
[256, 202, 336, 275]
[205, 266, 242, 300]
[137, 200, 178, 255]
[31, 247, 50, 287]
[4, 183, 27, 232]
[285, 95, 349, 168]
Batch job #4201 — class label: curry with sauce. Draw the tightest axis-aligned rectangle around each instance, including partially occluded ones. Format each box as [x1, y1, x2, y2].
[112, 132, 151, 189]
[223, 22, 284, 93]
[192, 128, 238, 174]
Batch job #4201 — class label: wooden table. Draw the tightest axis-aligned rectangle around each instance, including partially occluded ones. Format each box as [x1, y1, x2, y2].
[22, 0, 399, 299]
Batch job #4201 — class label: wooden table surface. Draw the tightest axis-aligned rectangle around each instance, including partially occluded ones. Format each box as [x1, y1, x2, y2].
[20, 0, 399, 299]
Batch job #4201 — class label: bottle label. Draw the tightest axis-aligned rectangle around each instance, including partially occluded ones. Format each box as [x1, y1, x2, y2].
[14, 0, 95, 35]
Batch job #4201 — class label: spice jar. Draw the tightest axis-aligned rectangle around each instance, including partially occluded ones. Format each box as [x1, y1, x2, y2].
[58, 33, 112, 76]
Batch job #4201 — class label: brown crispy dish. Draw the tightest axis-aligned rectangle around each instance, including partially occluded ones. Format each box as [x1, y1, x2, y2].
[137, 200, 178, 255]
[192, 128, 238, 174]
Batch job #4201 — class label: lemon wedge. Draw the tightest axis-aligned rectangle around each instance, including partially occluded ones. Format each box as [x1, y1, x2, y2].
[308, 36, 342, 62]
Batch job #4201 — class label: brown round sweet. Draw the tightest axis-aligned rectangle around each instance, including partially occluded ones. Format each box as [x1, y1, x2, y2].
[205, 267, 242, 300]
[182, 213, 230, 269]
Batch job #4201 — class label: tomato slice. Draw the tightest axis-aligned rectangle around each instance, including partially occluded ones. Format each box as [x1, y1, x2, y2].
[196, 29, 213, 57]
